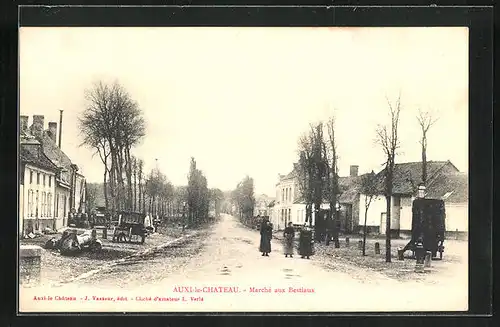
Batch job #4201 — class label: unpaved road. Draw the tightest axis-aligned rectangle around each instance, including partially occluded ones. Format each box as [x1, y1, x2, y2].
[20, 214, 468, 312]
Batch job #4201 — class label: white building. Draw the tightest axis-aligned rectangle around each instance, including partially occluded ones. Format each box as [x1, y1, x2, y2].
[358, 161, 468, 236]
[20, 114, 87, 232]
[19, 135, 58, 235]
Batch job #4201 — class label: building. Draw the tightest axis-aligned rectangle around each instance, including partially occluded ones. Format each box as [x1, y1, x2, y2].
[358, 160, 468, 236]
[273, 164, 362, 231]
[273, 165, 300, 230]
[19, 132, 59, 235]
[20, 114, 87, 232]
[254, 194, 275, 217]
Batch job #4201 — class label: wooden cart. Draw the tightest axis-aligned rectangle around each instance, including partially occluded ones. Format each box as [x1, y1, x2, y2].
[112, 211, 149, 244]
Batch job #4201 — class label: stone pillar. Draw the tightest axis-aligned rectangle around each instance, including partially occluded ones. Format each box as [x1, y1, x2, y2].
[424, 251, 432, 268]
[19, 245, 42, 287]
[358, 240, 363, 250]
[345, 237, 350, 246]
[374, 242, 380, 254]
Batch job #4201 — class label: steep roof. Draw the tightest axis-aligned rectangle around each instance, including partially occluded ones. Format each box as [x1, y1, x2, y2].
[20, 145, 58, 172]
[338, 175, 365, 203]
[375, 161, 459, 195]
[39, 131, 74, 170]
[426, 172, 468, 203]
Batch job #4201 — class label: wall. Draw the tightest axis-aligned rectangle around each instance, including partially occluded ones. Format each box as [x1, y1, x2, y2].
[19, 184, 24, 235]
[399, 199, 468, 233]
[358, 194, 401, 233]
[22, 165, 56, 233]
[55, 186, 70, 230]
[445, 204, 468, 232]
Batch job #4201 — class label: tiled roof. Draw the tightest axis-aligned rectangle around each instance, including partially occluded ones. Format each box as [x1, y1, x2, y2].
[375, 161, 458, 195]
[426, 172, 468, 203]
[20, 146, 58, 172]
[39, 132, 73, 169]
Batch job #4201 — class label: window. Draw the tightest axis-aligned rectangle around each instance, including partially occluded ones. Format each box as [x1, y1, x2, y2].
[29, 171, 33, 184]
[27, 190, 32, 217]
[43, 174, 46, 186]
[35, 190, 39, 216]
[37, 173, 40, 185]
[49, 176, 52, 187]
[48, 193, 52, 217]
[42, 192, 46, 217]
[288, 208, 291, 223]
[281, 189, 284, 203]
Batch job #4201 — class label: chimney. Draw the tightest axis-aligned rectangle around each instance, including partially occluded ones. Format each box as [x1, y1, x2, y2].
[31, 115, 45, 139]
[48, 122, 57, 143]
[349, 165, 359, 177]
[20, 115, 29, 134]
[58, 110, 63, 148]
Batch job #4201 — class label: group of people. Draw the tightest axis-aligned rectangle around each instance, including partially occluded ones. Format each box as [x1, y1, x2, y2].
[259, 217, 314, 259]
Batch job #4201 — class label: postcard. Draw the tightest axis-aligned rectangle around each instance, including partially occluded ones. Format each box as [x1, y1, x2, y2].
[18, 26, 469, 312]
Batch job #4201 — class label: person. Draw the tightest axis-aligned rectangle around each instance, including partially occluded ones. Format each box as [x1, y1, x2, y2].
[259, 217, 272, 256]
[298, 224, 314, 259]
[283, 222, 295, 258]
[325, 218, 334, 246]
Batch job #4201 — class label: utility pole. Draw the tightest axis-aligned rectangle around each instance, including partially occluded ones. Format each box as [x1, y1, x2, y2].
[58, 110, 63, 148]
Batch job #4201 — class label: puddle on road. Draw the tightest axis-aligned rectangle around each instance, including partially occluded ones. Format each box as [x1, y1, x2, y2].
[282, 268, 293, 272]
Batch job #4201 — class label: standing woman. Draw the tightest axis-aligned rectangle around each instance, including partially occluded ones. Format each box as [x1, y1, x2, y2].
[283, 222, 295, 258]
[259, 217, 272, 256]
[298, 224, 314, 259]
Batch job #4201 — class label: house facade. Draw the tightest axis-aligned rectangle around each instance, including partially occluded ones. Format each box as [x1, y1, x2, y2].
[358, 160, 468, 236]
[20, 114, 87, 232]
[254, 194, 275, 217]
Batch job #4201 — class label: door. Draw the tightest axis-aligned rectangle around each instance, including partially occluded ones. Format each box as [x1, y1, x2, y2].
[380, 212, 387, 235]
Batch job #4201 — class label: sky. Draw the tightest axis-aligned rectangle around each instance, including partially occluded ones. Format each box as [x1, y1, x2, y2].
[19, 27, 468, 196]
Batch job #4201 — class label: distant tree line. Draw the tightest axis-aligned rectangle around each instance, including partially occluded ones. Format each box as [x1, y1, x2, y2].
[231, 176, 255, 222]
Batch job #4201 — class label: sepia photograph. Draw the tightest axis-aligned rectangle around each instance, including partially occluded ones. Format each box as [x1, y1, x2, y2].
[18, 26, 469, 312]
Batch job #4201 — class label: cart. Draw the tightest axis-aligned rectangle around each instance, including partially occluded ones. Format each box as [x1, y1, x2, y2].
[112, 211, 150, 244]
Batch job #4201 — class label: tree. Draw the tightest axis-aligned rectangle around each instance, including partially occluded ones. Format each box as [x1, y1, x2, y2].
[85, 183, 100, 214]
[360, 171, 378, 256]
[232, 176, 255, 223]
[296, 132, 315, 227]
[376, 94, 402, 262]
[78, 81, 145, 213]
[187, 157, 210, 226]
[417, 109, 438, 186]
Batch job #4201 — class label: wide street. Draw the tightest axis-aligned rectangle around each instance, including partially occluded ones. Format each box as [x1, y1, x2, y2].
[20, 214, 468, 312]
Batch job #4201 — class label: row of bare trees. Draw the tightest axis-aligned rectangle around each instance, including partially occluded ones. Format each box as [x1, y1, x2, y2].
[296, 117, 340, 242]
[79, 81, 225, 224]
[295, 94, 437, 262]
[79, 81, 146, 213]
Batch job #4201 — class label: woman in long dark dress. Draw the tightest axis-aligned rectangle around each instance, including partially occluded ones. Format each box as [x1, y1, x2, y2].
[259, 218, 272, 256]
[283, 222, 295, 258]
[298, 225, 314, 259]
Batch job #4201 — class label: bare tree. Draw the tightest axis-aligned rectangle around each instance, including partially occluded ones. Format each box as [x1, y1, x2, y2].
[296, 132, 315, 227]
[417, 109, 439, 185]
[323, 116, 340, 245]
[79, 81, 145, 213]
[360, 171, 378, 256]
[376, 94, 402, 262]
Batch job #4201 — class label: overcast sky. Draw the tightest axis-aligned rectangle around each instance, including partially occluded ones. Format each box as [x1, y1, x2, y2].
[20, 27, 468, 196]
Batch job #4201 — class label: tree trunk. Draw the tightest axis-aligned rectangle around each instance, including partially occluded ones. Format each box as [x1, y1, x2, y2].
[422, 140, 427, 185]
[385, 195, 392, 262]
[363, 207, 368, 256]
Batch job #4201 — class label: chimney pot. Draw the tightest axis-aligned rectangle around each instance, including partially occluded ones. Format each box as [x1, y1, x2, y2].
[20, 115, 29, 134]
[350, 165, 359, 177]
[48, 122, 57, 143]
[31, 115, 45, 138]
